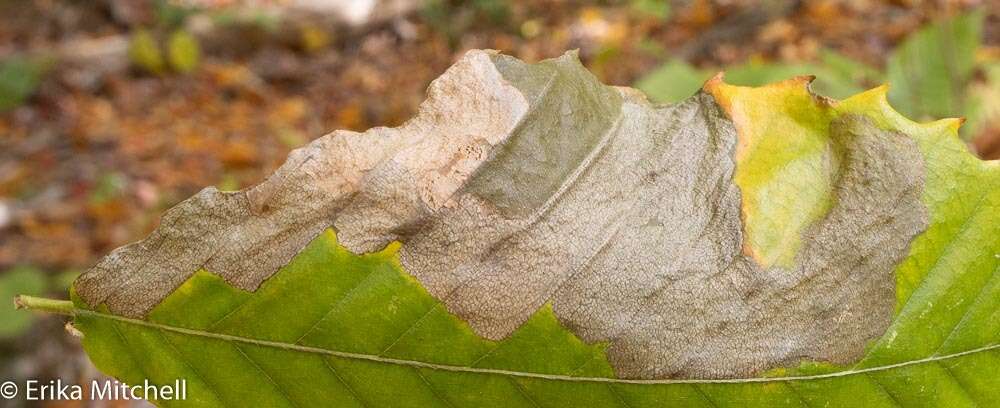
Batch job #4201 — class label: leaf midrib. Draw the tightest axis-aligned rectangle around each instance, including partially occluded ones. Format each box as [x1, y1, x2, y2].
[74, 307, 999, 385]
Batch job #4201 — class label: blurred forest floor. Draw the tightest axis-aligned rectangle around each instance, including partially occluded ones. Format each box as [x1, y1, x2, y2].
[1, 0, 998, 406]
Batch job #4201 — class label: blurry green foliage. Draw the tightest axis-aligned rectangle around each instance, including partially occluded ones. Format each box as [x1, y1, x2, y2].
[421, 0, 514, 43]
[589, 45, 624, 79]
[636, 49, 880, 103]
[420, 0, 458, 40]
[168, 30, 201, 73]
[630, 0, 671, 19]
[0, 267, 47, 339]
[154, 0, 198, 28]
[636, 38, 668, 59]
[209, 8, 281, 32]
[217, 174, 241, 192]
[276, 126, 308, 149]
[53, 270, 81, 292]
[129, 29, 166, 74]
[471, 0, 511, 24]
[818, 48, 883, 88]
[634, 59, 706, 102]
[637, 10, 992, 140]
[887, 10, 984, 138]
[89, 172, 128, 205]
[0, 57, 48, 112]
[129, 29, 201, 75]
[723, 53, 877, 98]
[130, 0, 203, 75]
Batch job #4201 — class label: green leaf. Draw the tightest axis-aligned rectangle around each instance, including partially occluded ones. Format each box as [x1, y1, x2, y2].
[634, 59, 710, 103]
[167, 30, 201, 74]
[887, 10, 984, 138]
[68, 224, 999, 407]
[0, 266, 47, 338]
[72, 234, 623, 407]
[817, 49, 883, 88]
[24, 50, 1000, 406]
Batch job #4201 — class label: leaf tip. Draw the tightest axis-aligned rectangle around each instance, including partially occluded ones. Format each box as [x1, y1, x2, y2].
[873, 83, 890, 96]
[925, 117, 965, 137]
[702, 71, 726, 91]
[793, 74, 817, 84]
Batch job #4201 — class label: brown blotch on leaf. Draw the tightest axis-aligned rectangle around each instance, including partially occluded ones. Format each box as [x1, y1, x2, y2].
[75, 51, 928, 379]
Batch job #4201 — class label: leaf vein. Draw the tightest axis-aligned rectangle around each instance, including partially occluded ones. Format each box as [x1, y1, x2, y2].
[936, 360, 980, 407]
[322, 357, 368, 408]
[379, 303, 440, 357]
[233, 344, 302, 408]
[74, 308, 1000, 385]
[691, 384, 719, 408]
[893, 188, 990, 317]
[413, 368, 456, 408]
[294, 267, 383, 345]
[933, 263, 999, 356]
[510, 378, 543, 408]
[863, 373, 902, 408]
[156, 329, 228, 407]
[606, 384, 632, 408]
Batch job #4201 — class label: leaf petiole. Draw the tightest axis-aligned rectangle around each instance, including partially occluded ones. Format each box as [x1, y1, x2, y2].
[14, 295, 75, 316]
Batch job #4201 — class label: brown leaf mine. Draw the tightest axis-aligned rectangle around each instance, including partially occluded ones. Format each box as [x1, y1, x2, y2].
[76, 50, 928, 379]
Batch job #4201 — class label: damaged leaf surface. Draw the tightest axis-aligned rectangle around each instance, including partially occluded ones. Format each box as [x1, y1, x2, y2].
[68, 50, 998, 407]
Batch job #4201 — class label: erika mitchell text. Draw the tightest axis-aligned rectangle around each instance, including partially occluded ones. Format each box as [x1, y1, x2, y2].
[23, 378, 186, 401]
